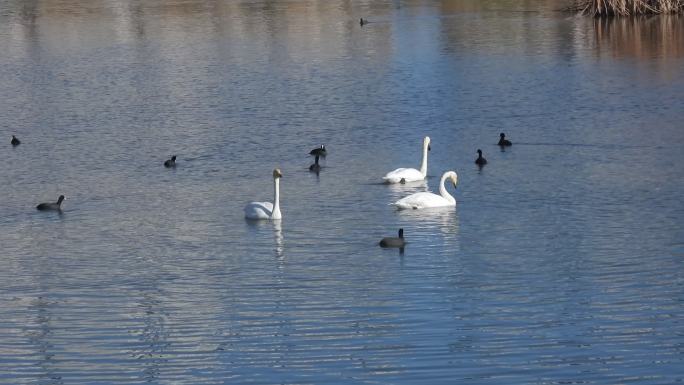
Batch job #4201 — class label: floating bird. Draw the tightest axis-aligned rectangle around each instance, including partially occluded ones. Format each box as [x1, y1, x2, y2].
[309, 155, 321, 172]
[393, 171, 457, 209]
[475, 149, 487, 166]
[379, 228, 406, 248]
[498, 133, 512, 146]
[11, 135, 20, 146]
[309, 145, 327, 157]
[164, 155, 176, 168]
[360, 18, 367, 26]
[383, 136, 431, 184]
[36, 195, 64, 211]
[244, 169, 283, 220]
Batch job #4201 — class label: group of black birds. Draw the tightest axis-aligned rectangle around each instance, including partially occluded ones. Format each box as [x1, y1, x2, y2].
[11, 131, 512, 245]
[163, 145, 326, 172]
[12, 16, 509, 237]
[378, 132, 513, 250]
[11, 135, 328, 211]
[475, 133, 512, 166]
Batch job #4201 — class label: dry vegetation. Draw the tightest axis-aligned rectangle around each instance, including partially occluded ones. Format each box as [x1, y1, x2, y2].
[575, 0, 684, 15]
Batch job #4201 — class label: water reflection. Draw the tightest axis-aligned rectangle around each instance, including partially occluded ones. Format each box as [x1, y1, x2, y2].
[273, 220, 284, 259]
[25, 296, 61, 384]
[386, 179, 429, 192]
[129, 291, 168, 383]
[385, 179, 429, 204]
[1, 0, 682, 70]
[245, 219, 285, 259]
[387, 179, 428, 190]
[593, 15, 684, 59]
[1, 0, 683, 384]
[398, 205, 459, 235]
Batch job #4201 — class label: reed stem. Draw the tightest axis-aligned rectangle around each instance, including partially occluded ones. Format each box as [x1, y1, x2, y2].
[574, 0, 684, 15]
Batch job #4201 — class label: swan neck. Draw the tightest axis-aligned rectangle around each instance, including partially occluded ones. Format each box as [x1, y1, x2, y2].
[420, 141, 429, 177]
[439, 173, 455, 204]
[271, 177, 282, 219]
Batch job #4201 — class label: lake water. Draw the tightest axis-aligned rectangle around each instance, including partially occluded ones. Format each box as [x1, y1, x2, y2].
[1, 1, 683, 384]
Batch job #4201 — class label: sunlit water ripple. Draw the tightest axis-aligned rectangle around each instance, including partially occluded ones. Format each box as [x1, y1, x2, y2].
[1, 0, 683, 384]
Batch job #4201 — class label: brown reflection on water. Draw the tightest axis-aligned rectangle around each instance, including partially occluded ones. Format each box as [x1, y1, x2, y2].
[436, 0, 564, 13]
[2, 0, 683, 61]
[593, 15, 684, 59]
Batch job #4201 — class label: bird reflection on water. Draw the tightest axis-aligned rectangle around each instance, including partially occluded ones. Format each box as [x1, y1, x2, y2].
[245, 218, 285, 260]
[273, 220, 284, 259]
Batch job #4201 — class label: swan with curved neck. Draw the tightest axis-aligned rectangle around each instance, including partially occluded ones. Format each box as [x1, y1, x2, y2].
[244, 169, 282, 220]
[383, 136, 431, 184]
[393, 171, 457, 209]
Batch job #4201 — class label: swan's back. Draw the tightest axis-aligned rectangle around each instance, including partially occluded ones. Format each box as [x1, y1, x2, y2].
[244, 201, 274, 219]
[394, 192, 452, 209]
[383, 168, 423, 183]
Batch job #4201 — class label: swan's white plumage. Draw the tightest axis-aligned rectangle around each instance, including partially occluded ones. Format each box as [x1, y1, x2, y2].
[394, 171, 458, 209]
[244, 169, 282, 220]
[244, 202, 275, 219]
[383, 167, 424, 184]
[383, 136, 430, 184]
[394, 192, 452, 209]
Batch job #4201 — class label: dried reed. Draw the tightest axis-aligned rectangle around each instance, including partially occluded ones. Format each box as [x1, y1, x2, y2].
[574, 0, 684, 15]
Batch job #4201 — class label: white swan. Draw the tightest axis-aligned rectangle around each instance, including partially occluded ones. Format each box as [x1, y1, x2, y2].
[244, 169, 282, 220]
[383, 136, 431, 184]
[393, 171, 457, 209]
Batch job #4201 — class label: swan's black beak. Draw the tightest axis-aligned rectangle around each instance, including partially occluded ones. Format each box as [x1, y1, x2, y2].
[428, 144, 431, 151]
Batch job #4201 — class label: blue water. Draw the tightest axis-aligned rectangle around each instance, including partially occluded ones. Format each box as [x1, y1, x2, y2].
[1, 1, 683, 384]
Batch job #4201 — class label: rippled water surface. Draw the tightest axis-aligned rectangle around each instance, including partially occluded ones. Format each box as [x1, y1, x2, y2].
[1, 1, 684, 384]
